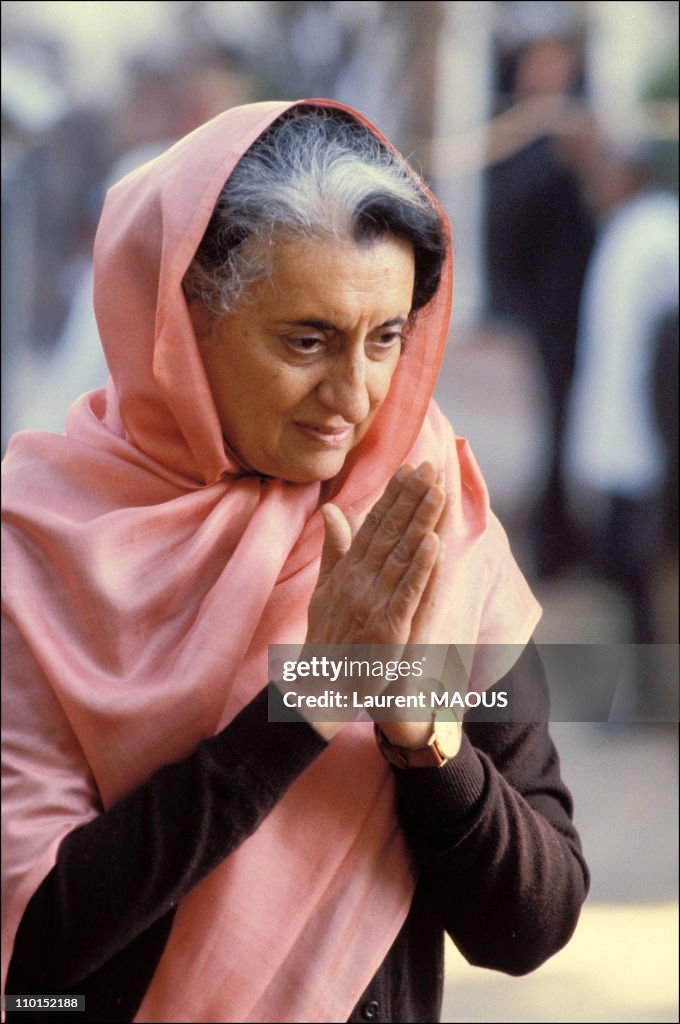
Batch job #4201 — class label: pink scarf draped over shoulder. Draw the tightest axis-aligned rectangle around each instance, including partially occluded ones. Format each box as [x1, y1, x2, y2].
[2, 100, 540, 1022]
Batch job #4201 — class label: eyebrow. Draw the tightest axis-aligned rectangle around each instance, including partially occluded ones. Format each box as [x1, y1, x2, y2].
[277, 317, 408, 331]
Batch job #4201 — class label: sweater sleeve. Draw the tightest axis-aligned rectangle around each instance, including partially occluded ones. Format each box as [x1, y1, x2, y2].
[392, 640, 590, 976]
[6, 686, 327, 1018]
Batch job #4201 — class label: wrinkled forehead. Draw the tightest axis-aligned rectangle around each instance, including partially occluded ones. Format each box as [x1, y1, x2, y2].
[247, 233, 417, 322]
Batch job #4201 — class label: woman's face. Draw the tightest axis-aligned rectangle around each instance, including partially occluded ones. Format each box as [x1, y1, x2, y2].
[194, 234, 416, 483]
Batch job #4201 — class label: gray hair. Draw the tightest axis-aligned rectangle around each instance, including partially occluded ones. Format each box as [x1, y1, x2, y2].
[183, 107, 445, 315]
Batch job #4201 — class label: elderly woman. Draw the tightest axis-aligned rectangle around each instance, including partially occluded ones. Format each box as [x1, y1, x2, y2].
[2, 101, 588, 1023]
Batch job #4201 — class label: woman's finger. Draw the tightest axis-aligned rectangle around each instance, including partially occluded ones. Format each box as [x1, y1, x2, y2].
[384, 532, 440, 634]
[347, 463, 415, 562]
[356, 462, 439, 573]
[373, 481, 445, 592]
[316, 504, 353, 586]
[408, 493, 452, 642]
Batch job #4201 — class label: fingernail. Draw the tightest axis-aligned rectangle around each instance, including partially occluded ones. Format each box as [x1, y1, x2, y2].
[415, 462, 432, 481]
[396, 464, 413, 481]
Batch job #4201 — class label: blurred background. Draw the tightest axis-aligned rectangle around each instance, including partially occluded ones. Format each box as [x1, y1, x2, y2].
[1, 2, 678, 1020]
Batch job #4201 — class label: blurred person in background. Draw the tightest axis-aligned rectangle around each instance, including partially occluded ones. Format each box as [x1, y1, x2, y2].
[6, 45, 254, 440]
[2, 100, 588, 1023]
[566, 134, 679, 649]
[486, 29, 596, 579]
[0, 36, 111, 385]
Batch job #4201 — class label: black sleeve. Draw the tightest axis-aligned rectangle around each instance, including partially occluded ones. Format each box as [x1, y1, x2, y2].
[6, 686, 327, 1022]
[391, 641, 590, 977]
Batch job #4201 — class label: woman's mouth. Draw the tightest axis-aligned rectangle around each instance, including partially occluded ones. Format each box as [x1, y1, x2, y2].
[294, 422, 353, 447]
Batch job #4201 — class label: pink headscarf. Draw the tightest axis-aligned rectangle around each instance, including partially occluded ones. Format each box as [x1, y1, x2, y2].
[2, 100, 540, 1022]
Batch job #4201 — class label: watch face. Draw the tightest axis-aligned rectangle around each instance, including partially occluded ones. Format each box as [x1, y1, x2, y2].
[434, 716, 462, 759]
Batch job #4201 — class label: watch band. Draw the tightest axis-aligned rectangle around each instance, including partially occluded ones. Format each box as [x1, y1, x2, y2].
[373, 721, 451, 769]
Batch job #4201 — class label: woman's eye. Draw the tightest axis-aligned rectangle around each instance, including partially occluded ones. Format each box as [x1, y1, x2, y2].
[371, 331, 404, 349]
[287, 337, 324, 354]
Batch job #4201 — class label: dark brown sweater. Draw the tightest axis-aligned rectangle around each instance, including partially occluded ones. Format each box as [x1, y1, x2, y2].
[6, 641, 588, 1023]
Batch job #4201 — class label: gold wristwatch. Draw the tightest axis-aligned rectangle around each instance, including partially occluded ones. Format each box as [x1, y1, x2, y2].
[374, 714, 462, 769]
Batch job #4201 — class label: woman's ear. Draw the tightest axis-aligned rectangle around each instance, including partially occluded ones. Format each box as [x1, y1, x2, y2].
[187, 297, 213, 342]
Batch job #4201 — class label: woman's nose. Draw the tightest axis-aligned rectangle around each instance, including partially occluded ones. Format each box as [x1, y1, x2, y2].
[317, 353, 371, 424]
